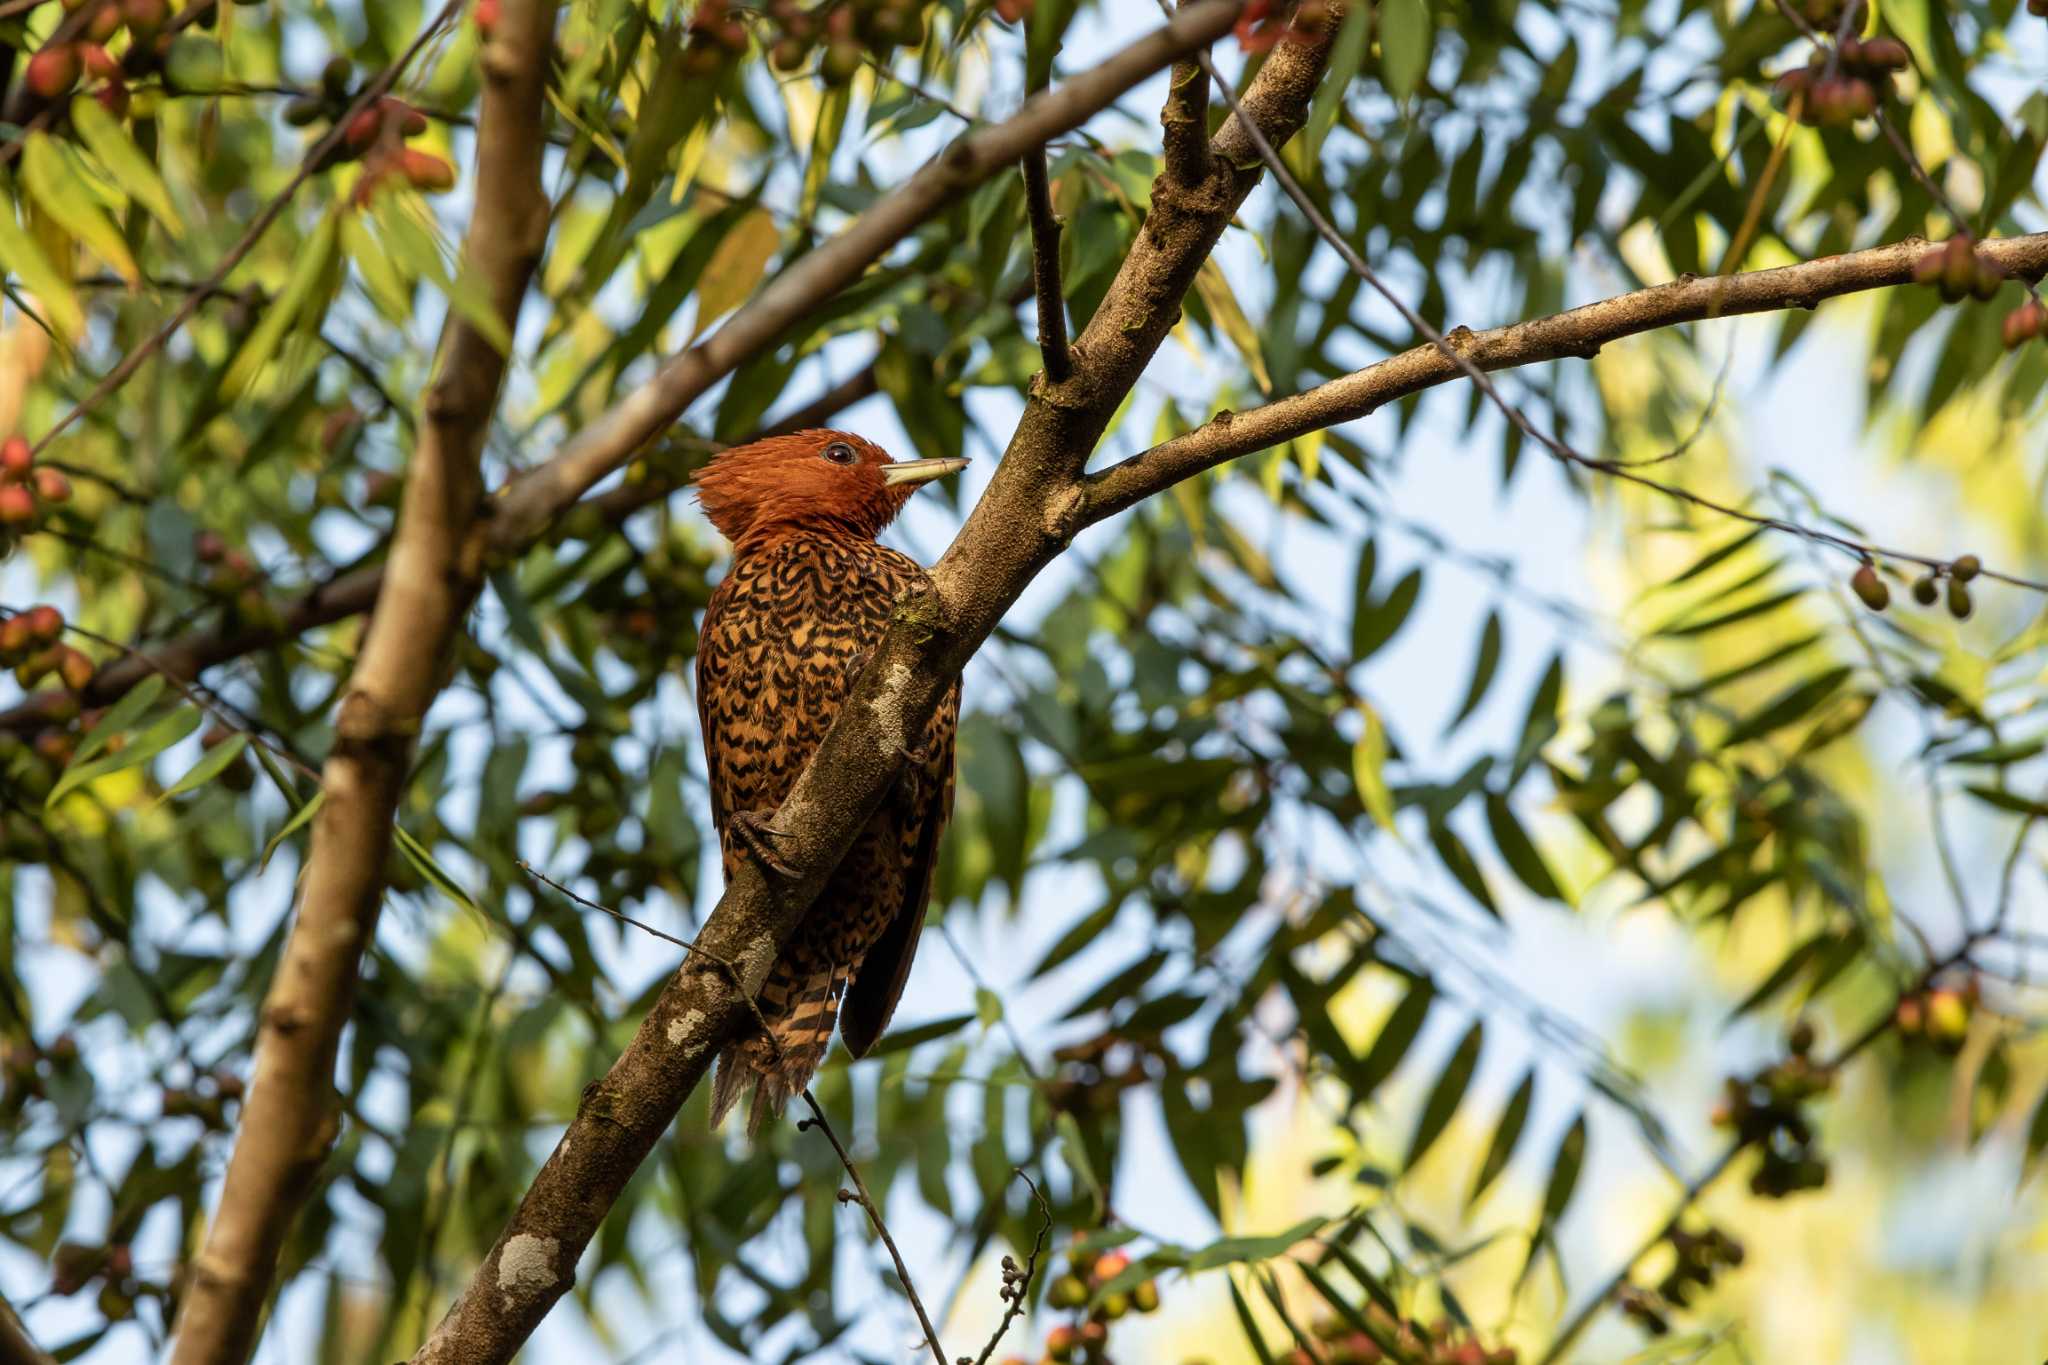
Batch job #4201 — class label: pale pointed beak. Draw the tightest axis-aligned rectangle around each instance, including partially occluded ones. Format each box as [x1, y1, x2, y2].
[881, 456, 970, 488]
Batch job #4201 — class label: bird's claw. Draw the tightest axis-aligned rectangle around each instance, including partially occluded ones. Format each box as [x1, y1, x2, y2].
[899, 739, 933, 767]
[731, 810, 799, 879]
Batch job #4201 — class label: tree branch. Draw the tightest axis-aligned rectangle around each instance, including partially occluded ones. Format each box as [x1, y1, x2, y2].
[1080, 230, 2048, 526]
[483, 0, 1247, 552]
[1161, 0, 1214, 185]
[0, 1291, 53, 1365]
[401, 18, 1361, 1365]
[1021, 148, 1072, 382]
[163, 6, 556, 1363]
[798, 1092, 949, 1365]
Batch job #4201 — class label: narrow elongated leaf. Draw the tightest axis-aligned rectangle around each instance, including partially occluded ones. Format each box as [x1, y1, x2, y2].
[20, 133, 137, 283]
[1406, 1020, 1482, 1171]
[223, 211, 340, 395]
[1352, 705, 1398, 834]
[1226, 1275, 1278, 1365]
[71, 675, 167, 769]
[70, 96, 183, 233]
[1721, 667, 1853, 746]
[1057, 1111, 1105, 1220]
[1296, 1259, 1406, 1360]
[862, 1011, 972, 1057]
[1658, 527, 1768, 590]
[1184, 1217, 1328, 1272]
[1540, 1113, 1588, 1223]
[690, 206, 780, 341]
[0, 202, 85, 338]
[1469, 1069, 1534, 1207]
[49, 706, 202, 808]
[1194, 259, 1272, 395]
[1510, 655, 1564, 783]
[392, 826, 477, 913]
[1965, 785, 2048, 819]
[158, 734, 250, 802]
[2025, 1086, 2048, 1182]
[1354, 979, 1433, 1098]
[1301, 4, 1370, 165]
[1380, 0, 1433, 102]
[1444, 610, 1503, 734]
[259, 791, 327, 874]
[1429, 821, 1498, 919]
[1352, 568, 1422, 661]
[1655, 588, 1805, 639]
[1727, 931, 1830, 1020]
[1485, 794, 1564, 900]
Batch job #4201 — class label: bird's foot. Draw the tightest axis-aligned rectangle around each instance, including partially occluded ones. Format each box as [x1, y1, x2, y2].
[899, 738, 933, 767]
[731, 810, 799, 879]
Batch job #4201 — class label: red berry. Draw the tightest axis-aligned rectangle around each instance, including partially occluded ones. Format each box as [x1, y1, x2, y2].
[398, 147, 456, 192]
[25, 46, 82, 100]
[32, 468, 71, 505]
[57, 647, 94, 694]
[344, 105, 384, 151]
[94, 78, 128, 118]
[79, 44, 121, 81]
[473, 0, 500, 34]
[0, 485, 35, 525]
[26, 606, 63, 643]
[0, 437, 30, 482]
[119, 0, 167, 36]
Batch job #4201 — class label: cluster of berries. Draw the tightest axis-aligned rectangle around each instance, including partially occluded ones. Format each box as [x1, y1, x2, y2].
[1774, 35, 1911, 126]
[1710, 1023, 1833, 1198]
[1849, 552, 1980, 620]
[993, 1236, 1160, 1365]
[748, 0, 936, 84]
[290, 60, 452, 198]
[0, 436, 73, 543]
[1911, 234, 2006, 303]
[1894, 976, 1979, 1053]
[20, 0, 175, 116]
[1286, 1309, 1516, 1364]
[1615, 1225, 1746, 1337]
[2, 606, 92, 697]
[192, 531, 282, 630]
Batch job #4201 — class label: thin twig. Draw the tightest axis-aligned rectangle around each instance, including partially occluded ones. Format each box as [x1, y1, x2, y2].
[27, 0, 464, 459]
[1021, 148, 1073, 382]
[973, 1168, 1053, 1365]
[1138, 0, 2048, 596]
[797, 1091, 950, 1365]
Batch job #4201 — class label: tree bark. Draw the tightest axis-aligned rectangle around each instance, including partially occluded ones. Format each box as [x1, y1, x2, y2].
[164, 5, 556, 1361]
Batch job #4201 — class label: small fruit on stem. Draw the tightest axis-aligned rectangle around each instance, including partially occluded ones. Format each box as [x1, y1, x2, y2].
[1850, 563, 1889, 611]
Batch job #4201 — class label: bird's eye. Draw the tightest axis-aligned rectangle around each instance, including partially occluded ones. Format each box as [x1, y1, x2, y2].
[821, 441, 857, 466]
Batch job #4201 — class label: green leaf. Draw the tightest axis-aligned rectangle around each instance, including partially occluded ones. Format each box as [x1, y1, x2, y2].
[1352, 704, 1398, 835]
[259, 791, 327, 874]
[1720, 666, 1854, 746]
[1657, 527, 1767, 590]
[2025, 1086, 2048, 1183]
[1301, 5, 1370, 166]
[48, 705, 202, 808]
[69, 95, 183, 233]
[1485, 794, 1564, 901]
[1056, 1111, 1104, 1221]
[0, 200, 84, 340]
[1444, 610, 1503, 735]
[1380, 0, 1433, 104]
[1184, 1217, 1329, 1272]
[1727, 931, 1830, 1020]
[392, 826, 478, 913]
[1226, 1275, 1278, 1365]
[1469, 1069, 1534, 1207]
[1510, 654, 1564, 783]
[1540, 1113, 1587, 1223]
[1355, 979, 1433, 1098]
[1654, 588, 1805, 639]
[1296, 1259, 1407, 1361]
[1429, 821, 1498, 919]
[864, 1011, 973, 1056]
[223, 211, 340, 395]
[800, 83, 851, 223]
[20, 132, 137, 284]
[1352, 567, 1422, 661]
[70, 674, 167, 768]
[1406, 1019, 1481, 1171]
[1964, 785, 2048, 819]
[157, 734, 249, 803]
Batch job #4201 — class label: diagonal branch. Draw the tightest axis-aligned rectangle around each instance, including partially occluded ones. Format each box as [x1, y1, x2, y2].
[483, 0, 1249, 552]
[163, 6, 557, 1363]
[401, 16, 1354, 1365]
[0, 1290, 53, 1365]
[1080, 230, 2048, 553]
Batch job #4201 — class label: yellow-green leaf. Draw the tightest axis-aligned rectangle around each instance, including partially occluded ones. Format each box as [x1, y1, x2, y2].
[690, 206, 779, 341]
[1352, 704, 1397, 835]
[223, 211, 340, 396]
[19, 133, 137, 284]
[70, 95, 183, 235]
[1194, 259, 1271, 395]
[800, 83, 851, 222]
[0, 204, 85, 340]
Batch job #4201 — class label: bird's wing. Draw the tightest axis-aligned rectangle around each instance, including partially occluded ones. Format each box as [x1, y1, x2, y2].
[840, 678, 959, 1058]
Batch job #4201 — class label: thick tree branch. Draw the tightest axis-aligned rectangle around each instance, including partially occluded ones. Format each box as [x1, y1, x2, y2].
[1080, 230, 2048, 524]
[1161, 0, 1214, 185]
[484, 0, 1245, 551]
[403, 19, 1357, 1365]
[163, 7, 556, 1364]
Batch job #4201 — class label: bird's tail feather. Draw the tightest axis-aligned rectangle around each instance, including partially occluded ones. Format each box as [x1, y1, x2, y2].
[708, 960, 853, 1138]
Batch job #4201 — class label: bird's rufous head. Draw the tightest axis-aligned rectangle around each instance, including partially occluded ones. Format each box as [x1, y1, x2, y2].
[690, 429, 968, 546]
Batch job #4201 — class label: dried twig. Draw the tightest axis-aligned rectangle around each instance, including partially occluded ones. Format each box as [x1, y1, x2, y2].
[798, 1091, 949, 1365]
[972, 1169, 1053, 1365]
